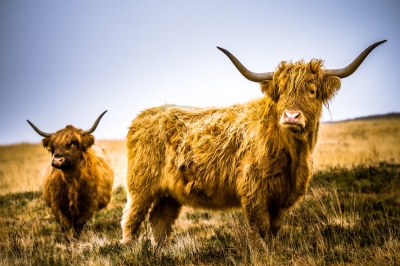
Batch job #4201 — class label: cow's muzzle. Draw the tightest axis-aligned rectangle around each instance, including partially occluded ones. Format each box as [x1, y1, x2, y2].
[52, 154, 67, 169]
[280, 110, 305, 132]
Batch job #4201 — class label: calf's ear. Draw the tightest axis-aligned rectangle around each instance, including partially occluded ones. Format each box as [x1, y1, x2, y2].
[261, 80, 279, 101]
[321, 76, 341, 103]
[81, 134, 95, 150]
[42, 138, 51, 152]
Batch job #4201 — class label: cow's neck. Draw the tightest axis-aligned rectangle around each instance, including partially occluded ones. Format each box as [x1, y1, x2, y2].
[60, 166, 83, 185]
[246, 97, 315, 175]
[270, 114, 315, 204]
[57, 167, 82, 215]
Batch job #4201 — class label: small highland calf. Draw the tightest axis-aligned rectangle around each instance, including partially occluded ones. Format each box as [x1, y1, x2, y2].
[27, 111, 114, 241]
[121, 40, 386, 245]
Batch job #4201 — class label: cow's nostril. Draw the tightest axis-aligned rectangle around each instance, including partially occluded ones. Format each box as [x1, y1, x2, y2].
[52, 154, 64, 162]
[52, 154, 65, 169]
[285, 111, 300, 120]
[282, 110, 304, 126]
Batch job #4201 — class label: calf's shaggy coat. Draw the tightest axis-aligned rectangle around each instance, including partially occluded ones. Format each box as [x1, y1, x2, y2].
[121, 41, 386, 245]
[27, 111, 114, 241]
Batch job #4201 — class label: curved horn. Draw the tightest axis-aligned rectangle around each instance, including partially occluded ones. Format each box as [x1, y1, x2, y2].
[323, 40, 387, 78]
[26, 120, 52, 138]
[217, 46, 274, 82]
[83, 110, 108, 135]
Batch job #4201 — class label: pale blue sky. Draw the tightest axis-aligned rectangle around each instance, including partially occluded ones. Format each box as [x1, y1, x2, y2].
[1, 1, 399, 144]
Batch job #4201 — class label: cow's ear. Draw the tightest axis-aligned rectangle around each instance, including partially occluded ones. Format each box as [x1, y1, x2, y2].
[81, 134, 95, 150]
[42, 138, 51, 152]
[261, 80, 279, 101]
[321, 76, 341, 103]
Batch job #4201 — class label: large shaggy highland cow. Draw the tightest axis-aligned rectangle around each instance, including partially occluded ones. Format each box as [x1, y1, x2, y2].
[27, 111, 114, 241]
[121, 40, 386, 245]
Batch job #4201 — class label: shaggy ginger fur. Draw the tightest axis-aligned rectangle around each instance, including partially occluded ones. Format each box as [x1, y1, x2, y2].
[121, 59, 341, 245]
[40, 125, 114, 241]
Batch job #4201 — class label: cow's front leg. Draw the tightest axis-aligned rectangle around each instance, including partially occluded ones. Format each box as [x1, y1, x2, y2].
[241, 199, 270, 243]
[57, 213, 72, 243]
[73, 217, 87, 239]
[269, 209, 283, 237]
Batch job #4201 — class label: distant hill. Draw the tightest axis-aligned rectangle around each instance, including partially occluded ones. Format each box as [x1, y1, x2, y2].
[327, 112, 400, 123]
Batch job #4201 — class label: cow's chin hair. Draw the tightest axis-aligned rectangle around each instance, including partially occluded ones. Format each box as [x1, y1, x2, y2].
[281, 123, 305, 135]
[52, 161, 72, 171]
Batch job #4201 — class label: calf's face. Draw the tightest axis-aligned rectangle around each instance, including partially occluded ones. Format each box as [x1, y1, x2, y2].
[42, 126, 95, 170]
[27, 110, 106, 170]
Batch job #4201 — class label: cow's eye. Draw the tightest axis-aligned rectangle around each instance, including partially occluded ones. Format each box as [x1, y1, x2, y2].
[67, 141, 78, 149]
[309, 87, 316, 98]
[66, 141, 76, 149]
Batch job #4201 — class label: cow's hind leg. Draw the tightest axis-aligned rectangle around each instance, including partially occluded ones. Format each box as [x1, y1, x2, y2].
[121, 193, 152, 244]
[149, 195, 181, 246]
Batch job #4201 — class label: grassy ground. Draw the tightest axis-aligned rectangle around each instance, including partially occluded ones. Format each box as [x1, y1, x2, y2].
[0, 116, 399, 265]
[0, 164, 399, 265]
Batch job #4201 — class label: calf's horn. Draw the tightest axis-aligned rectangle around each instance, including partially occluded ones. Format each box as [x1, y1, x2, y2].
[323, 40, 386, 78]
[27, 120, 53, 138]
[217, 46, 274, 82]
[83, 110, 108, 135]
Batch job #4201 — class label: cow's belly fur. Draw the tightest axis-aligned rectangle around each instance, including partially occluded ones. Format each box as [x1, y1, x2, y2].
[161, 172, 242, 209]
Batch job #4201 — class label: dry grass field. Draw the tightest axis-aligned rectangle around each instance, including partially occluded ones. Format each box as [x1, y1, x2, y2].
[1, 115, 399, 195]
[314, 115, 400, 169]
[0, 115, 399, 265]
